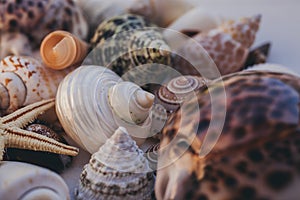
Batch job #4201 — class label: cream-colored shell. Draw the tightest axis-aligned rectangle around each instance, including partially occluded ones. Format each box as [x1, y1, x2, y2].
[0, 55, 75, 115]
[75, 127, 155, 200]
[0, 161, 70, 200]
[56, 65, 154, 154]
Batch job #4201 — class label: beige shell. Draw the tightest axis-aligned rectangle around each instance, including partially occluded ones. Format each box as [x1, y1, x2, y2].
[0, 55, 75, 115]
[0, 161, 70, 200]
[0, 0, 88, 57]
[175, 15, 261, 76]
[56, 65, 154, 154]
[40, 30, 89, 70]
[75, 127, 155, 200]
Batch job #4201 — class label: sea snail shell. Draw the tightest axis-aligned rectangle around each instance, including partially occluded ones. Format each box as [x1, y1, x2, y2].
[0, 161, 70, 200]
[0, 55, 75, 115]
[75, 127, 155, 200]
[56, 65, 154, 154]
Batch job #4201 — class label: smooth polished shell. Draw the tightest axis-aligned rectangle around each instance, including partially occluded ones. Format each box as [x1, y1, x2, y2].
[155, 69, 300, 200]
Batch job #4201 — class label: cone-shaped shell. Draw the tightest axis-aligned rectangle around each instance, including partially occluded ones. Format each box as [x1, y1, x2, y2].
[175, 15, 261, 76]
[41, 30, 89, 70]
[0, 161, 70, 200]
[56, 65, 153, 153]
[75, 127, 155, 200]
[0, 0, 88, 46]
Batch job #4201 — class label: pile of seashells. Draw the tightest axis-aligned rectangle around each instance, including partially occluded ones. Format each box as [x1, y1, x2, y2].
[1, 0, 300, 200]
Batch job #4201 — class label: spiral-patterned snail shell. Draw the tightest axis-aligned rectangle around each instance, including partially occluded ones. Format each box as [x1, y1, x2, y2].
[0, 161, 70, 200]
[75, 127, 155, 200]
[0, 55, 75, 116]
[87, 14, 172, 87]
[56, 65, 155, 154]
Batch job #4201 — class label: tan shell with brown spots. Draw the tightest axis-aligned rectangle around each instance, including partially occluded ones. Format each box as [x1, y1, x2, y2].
[0, 0, 88, 49]
[156, 70, 300, 200]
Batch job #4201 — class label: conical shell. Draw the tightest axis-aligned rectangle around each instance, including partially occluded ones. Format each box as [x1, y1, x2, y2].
[0, 161, 70, 200]
[0, 0, 88, 47]
[41, 30, 89, 70]
[175, 15, 261, 76]
[0, 55, 75, 115]
[56, 65, 154, 154]
[76, 127, 155, 200]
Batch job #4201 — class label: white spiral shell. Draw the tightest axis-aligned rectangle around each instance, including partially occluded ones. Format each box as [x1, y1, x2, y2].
[0, 55, 75, 115]
[0, 161, 70, 200]
[75, 127, 155, 200]
[56, 65, 154, 154]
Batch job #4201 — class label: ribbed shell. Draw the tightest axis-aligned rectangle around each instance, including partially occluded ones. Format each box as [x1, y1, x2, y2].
[76, 127, 155, 200]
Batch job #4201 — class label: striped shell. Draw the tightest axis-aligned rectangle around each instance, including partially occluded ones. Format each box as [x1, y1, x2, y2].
[0, 55, 75, 115]
[156, 69, 300, 200]
[0, 161, 70, 200]
[76, 127, 155, 200]
[175, 15, 261, 76]
[56, 65, 154, 154]
[0, 0, 88, 43]
[87, 14, 171, 86]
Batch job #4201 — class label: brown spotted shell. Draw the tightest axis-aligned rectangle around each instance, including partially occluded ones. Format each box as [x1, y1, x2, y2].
[156, 70, 300, 200]
[174, 15, 261, 76]
[0, 0, 88, 48]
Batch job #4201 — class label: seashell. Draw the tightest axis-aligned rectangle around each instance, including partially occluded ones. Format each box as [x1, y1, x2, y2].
[75, 0, 195, 32]
[145, 142, 160, 171]
[0, 161, 70, 200]
[155, 70, 300, 200]
[174, 15, 261, 77]
[4, 123, 72, 173]
[0, 55, 75, 115]
[88, 14, 172, 89]
[0, 32, 32, 59]
[56, 65, 154, 154]
[163, 7, 225, 47]
[75, 127, 155, 200]
[243, 42, 271, 69]
[0, 0, 88, 50]
[40, 30, 90, 70]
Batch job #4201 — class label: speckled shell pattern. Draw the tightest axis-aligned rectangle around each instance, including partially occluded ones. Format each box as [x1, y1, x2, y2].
[157, 70, 300, 200]
[0, 0, 88, 48]
[174, 15, 261, 76]
[55, 65, 153, 154]
[87, 14, 171, 85]
[0, 55, 75, 115]
[0, 161, 70, 200]
[76, 127, 155, 200]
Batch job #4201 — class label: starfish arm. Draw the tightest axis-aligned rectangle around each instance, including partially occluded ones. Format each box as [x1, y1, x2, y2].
[1, 98, 55, 128]
[4, 127, 79, 156]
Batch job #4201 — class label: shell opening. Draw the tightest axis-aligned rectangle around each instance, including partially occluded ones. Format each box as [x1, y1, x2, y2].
[21, 188, 60, 200]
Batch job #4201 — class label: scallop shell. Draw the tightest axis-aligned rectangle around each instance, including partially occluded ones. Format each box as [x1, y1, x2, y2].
[40, 30, 90, 70]
[0, 55, 75, 115]
[0, 0, 88, 51]
[75, 127, 155, 200]
[56, 65, 154, 154]
[0, 161, 70, 200]
[175, 15, 261, 76]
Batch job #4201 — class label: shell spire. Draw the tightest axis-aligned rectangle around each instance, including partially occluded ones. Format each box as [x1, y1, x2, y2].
[76, 127, 155, 200]
[41, 31, 89, 70]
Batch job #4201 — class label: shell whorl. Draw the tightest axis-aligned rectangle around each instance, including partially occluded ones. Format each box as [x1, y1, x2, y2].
[0, 161, 70, 200]
[56, 65, 153, 153]
[40, 30, 89, 70]
[0, 55, 74, 115]
[76, 127, 155, 200]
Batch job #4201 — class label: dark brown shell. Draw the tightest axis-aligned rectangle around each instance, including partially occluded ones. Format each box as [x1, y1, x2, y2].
[159, 71, 300, 199]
